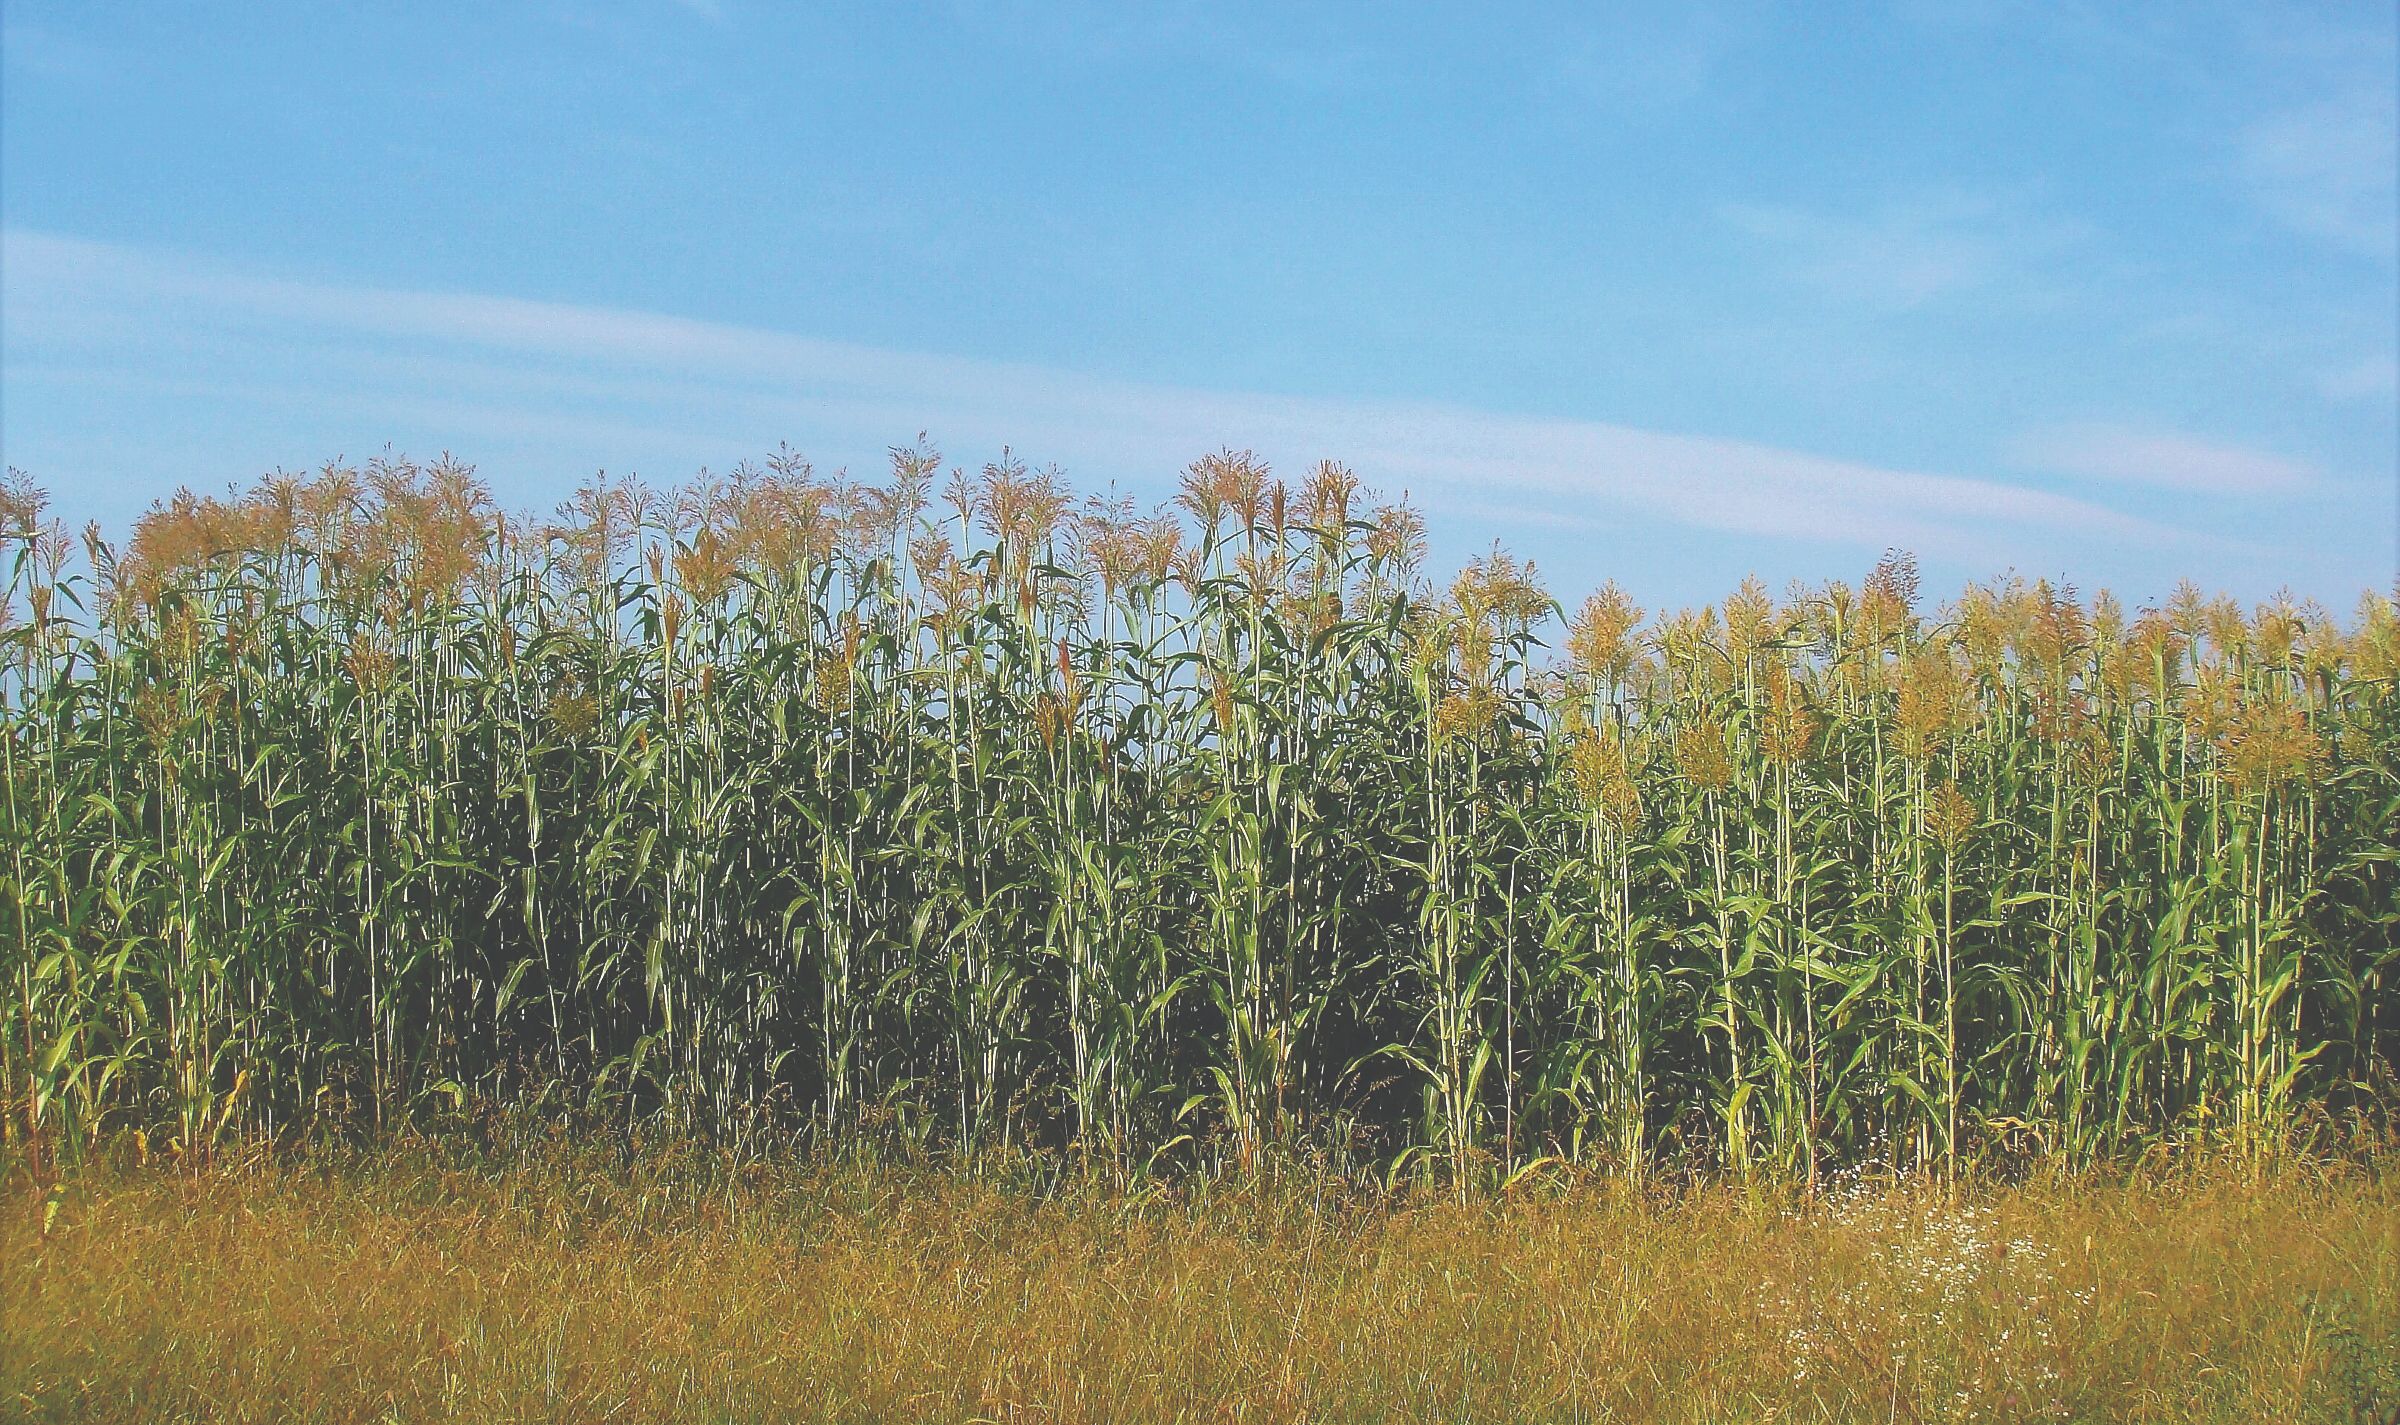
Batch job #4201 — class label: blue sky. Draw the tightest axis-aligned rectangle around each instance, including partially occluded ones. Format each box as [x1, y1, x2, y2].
[3, 2, 2394, 611]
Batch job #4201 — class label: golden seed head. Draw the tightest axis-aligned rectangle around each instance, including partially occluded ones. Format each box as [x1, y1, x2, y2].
[1566, 725, 1643, 830]
[1453, 549, 1549, 631]
[0, 469, 49, 540]
[2349, 592, 2400, 681]
[1034, 692, 1074, 753]
[676, 527, 738, 606]
[2202, 596, 2249, 664]
[1301, 459, 1358, 531]
[1928, 781, 1977, 853]
[1674, 718, 1733, 793]
[545, 687, 599, 741]
[2181, 667, 2239, 748]
[1207, 668, 1237, 734]
[1365, 502, 1426, 575]
[1432, 687, 1503, 747]
[1860, 549, 1918, 647]
[2014, 580, 2088, 676]
[133, 683, 183, 750]
[1761, 666, 1817, 766]
[2251, 594, 2304, 668]
[1892, 650, 1967, 761]
[343, 640, 396, 693]
[1568, 583, 1643, 685]
[2218, 694, 2324, 799]
[1724, 577, 1777, 663]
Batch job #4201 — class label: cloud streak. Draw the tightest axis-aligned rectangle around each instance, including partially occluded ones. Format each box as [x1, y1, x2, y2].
[1724, 192, 2090, 313]
[2241, 88, 2400, 259]
[2014, 423, 2316, 496]
[2319, 355, 2400, 406]
[5, 228, 2199, 567]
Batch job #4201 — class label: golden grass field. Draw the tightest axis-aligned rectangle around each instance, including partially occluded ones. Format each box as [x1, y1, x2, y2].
[5, 1145, 2394, 1423]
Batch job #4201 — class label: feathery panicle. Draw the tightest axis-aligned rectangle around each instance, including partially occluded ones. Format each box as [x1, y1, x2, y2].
[2349, 591, 2400, 682]
[1928, 781, 1977, 854]
[1761, 665, 1817, 766]
[1568, 582, 1643, 686]
[1724, 576, 1777, 666]
[1892, 649, 1969, 762]
[1673, 716, 1733, 794]
[1860, 548, 1919, 648]
[0, 468, 50, 540]
[1365, 500, 1426, 578]
[1300, 459, 1358, 533]
[2219, 693, 2325, 798]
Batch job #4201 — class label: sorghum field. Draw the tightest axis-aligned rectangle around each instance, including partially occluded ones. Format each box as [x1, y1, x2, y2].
[1, 448, 2394, 1420]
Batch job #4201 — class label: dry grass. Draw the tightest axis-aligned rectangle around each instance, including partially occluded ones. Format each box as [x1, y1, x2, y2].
[4, 1148, 2394, 1423]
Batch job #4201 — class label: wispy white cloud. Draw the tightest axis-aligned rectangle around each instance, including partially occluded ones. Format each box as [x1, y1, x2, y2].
[2241, 87, 2399, 259]
[2319, 354, 2400, 405]
[2013, 422, 2316, 496]
[3, 228, 2200, 565]
[1725, 192, 2089, 312]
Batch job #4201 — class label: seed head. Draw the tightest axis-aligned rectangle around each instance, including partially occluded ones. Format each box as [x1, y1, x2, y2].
[676, 527, 738, 606]
[1567, 725, 1643, 831]
[1206, 668, 1237, 735]
[1860, 549, 1918, 647]
[1035, 692, 1076, 754]
[1301, 460, 1357, 532]
[1761, 666, 1817, 766]
[133, 683, 183, 751]
[2181, 668, 2238, 749]
[1892, 650, 1968, 762]
[2251, 594, 2304, 669]
[2219, 694, 2325, 799]
[1724, 577, 1778, 665]
[1927, 782, 1977, 854]
[545, 686, 599, 741]
[1432, 687, 1503, 747]
[2349, 592, 2399, 682]
[1674, 717, 1733, 794]
[1365, 502, 1425, 576]
[1568, 583, 1643, 686]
